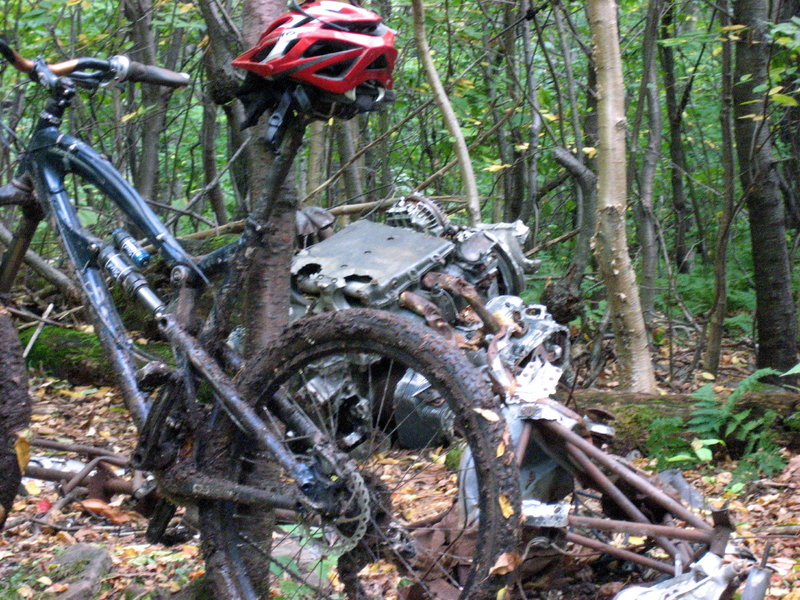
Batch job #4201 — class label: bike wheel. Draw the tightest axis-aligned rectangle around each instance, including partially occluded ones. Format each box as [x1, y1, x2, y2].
[198, 309, 520, 600]
[0, 305, 30, 529]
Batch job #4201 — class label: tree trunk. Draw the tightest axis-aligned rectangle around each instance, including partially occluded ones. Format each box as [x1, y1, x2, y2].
[519, 0, 542, 230]
[335, 120, 364, 202]
[123, 0, 173, 204]
[703, 0, 737, 375]
[411, 0, 481, 225]
[733, 0, 799, 372]
[587, 0, 657, 393]
[659, 5, 692, 273]
[305, 121, 327, 207]
[201, 96, 228, 225]
[630, 0, 662, 324]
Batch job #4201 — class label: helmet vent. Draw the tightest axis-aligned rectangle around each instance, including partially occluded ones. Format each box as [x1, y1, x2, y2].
[318, 58, 355, 77]
[322, 20, 379, 35]
[304, 40, 358, 58]
[366, 55, 388, 70]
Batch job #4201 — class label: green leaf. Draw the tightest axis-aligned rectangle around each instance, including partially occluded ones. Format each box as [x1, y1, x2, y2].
[694, 447, 713, 462]
[782, 362, 800, 376]
[771, 93, 799, 106]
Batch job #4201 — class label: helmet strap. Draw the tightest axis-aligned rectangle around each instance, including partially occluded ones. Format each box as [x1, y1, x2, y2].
[265, 86, 313, 154]
[265, 90, 293, 153]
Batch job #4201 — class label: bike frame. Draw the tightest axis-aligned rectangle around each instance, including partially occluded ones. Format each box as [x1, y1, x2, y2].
[0, 74, 331, 509]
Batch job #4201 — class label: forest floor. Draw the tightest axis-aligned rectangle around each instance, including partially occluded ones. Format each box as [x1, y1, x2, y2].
[0, 347, 798, 600]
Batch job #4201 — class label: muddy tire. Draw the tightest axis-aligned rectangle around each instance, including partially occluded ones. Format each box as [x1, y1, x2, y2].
[0, 305, 30, 529]
[198, 309, 521, 600]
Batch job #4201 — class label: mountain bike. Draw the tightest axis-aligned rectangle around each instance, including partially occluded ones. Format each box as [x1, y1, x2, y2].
[0, 40, 521, 600]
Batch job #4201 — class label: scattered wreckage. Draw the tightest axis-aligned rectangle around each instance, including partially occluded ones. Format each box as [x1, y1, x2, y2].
[288, 195, 774, 600]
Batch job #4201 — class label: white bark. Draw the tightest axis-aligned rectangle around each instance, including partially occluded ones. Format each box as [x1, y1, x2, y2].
[587, 0, 657, 393]
[410, 0, 481, 225]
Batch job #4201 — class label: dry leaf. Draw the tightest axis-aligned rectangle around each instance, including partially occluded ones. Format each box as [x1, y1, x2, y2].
[498, 494, 514, 519]
[15, 429, 31, 473]
[496, 441, 506, 458]
[489, 552, 521, 576]
[45, 583, 70, 594]
[80, 498, 131, 525]
[474, 408, 500, 422]
[16, 585, 34, 599]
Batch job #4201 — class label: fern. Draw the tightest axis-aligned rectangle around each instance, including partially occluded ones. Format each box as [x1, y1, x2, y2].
[646, 370, 786, 484]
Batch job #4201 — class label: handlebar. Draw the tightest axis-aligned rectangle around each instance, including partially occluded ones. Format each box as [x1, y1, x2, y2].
[0, 38, 191, 89]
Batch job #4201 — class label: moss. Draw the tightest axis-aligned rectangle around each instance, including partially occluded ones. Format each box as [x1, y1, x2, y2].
[19, 326, 171, 385]
[445, 443, 465, 472]
[609, 404, 665, 452]
[50, 557, 90, 580]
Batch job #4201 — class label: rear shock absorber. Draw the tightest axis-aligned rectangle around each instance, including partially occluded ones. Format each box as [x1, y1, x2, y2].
[112, 228, 152, 268]
[98, 243, 164, 314]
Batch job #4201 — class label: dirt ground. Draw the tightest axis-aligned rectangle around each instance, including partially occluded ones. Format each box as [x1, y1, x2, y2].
[0, 374, 798, 600]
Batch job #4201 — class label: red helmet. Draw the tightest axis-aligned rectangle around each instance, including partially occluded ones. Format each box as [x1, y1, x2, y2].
[232, 1, 396, 96]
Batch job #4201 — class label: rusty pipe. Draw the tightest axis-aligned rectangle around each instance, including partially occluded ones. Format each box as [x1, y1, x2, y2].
[515, 422, 533, 468]
[565, 531, 676, 576]
[565, 441, 684, 562]
[568, 515, 714, 544]
[542, 420, 712, 532]
[399, 290, 457, 341]
[421, 272, 501, 334]
[23, 465, 134, 496]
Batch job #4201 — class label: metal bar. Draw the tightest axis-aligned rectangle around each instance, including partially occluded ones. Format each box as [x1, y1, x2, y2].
[565, 531, 675, 575]
[31, 438, 128, 461]
[515, 422, 533, 468]
[568, 515, 714, 544]
[157, 313, 324, 501]
[62, 455, 128, 494]
[542, 420, 713, 531]
[23, 465, 134, 495]
[564, 441, 683, 562]
[159, 473, 298, 509]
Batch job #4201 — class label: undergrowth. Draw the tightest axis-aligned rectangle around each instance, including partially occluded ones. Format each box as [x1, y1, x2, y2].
[646, 368, 786, 487]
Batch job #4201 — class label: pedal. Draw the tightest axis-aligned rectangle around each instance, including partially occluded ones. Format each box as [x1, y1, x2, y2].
[145, 499, 177, 544]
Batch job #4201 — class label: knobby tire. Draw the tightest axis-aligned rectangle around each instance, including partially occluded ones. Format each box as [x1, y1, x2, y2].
[197, 309, 521, 600]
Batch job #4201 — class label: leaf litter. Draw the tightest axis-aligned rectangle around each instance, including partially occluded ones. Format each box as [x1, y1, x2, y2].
[0, 375, 797, 599]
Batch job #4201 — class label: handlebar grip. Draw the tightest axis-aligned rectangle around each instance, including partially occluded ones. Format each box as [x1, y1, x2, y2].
[126, 60, 191, 88]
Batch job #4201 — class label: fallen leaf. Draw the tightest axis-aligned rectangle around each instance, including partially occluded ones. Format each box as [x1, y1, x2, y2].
[80, 499, 131, 525]
[498, 494, 514, 519]
[44, 583, 70, 594]
[474, 408, 500, 422]
[23, 480, 41, 495]
[489, 552, 521, 576]
[17, 585, 34, 599]
[15, 429, 31, 472]
[496, 441, 506, 458]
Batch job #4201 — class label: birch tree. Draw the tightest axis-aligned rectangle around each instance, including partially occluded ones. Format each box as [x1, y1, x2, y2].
[587, 0, 657, 393]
